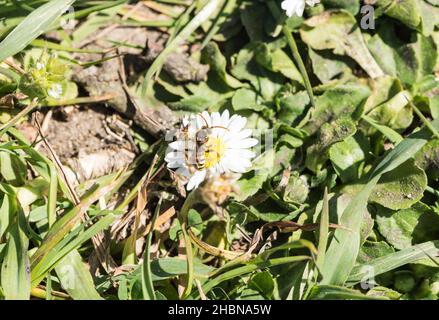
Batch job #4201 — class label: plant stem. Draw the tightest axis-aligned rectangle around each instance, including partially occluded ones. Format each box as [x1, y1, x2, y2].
[282, 25, 316, 108]
[411, 101, 439, 140]
[178, 190, 200, 299]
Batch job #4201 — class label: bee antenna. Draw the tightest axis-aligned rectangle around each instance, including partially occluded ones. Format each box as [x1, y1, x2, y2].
[198, 113, 209, 127]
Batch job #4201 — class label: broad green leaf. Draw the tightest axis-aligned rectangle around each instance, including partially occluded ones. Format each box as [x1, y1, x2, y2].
[277, 171, 309, 204]
[367, 32, 398, 77]
[169, 96, 212, 112]
[231, 43, 284, 100]
[378, 0, 421, 30]
[277, 90, 310, 125]
[306, 117, 357, 172]
[300, 10, 384, 78]
[376, 202, 439, 250]
[370, 160, 427, 210]
[0, 151, 27, 186]
[148, 258, 214, 281]
[321, 0, 361, 15]
[308, 48, 354, 83]
[321, 120, 439, 285]
[357, 241, 395, 265]
[303, 84, 370, 135]
[55, 250, 103, 300]
[0, 184, 17, 239]
[394, 33, 438, 87]
[240, 1, 273, 42]
[329, 132, 370, 183]
[234, 149, 274, 201]
[367, 90, 413, 131]
[202, 42, 242, 89]
[414, 139, 439, 180]
[248, 271, 275, 299]
[0, 0, 76, 62]
[361, 115, 403, 144]
[255, 44, 303, 83]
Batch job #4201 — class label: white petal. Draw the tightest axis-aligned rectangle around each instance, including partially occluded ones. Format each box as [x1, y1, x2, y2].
[221, 156, 247, 173]
[228, 115, 247, 132]
[281, 0, 296, 17]
[186, 170, 206, 190]
[224, 129, 252, 142]
[220, 109, 229, 125]
[295, 1, 306, 16]
[165, 151, 185, 162]
[167, 160, 184, 169]
[198, 111, 211, 128]
[211, 112, 221, 127]
[227, 149, 256, 159]
[227, 138, 258, 149]
[306, 0, 319, 6]
[169, 140, 190, 151]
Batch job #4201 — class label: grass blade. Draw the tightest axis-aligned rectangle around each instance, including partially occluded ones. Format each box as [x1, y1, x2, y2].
[141, 197, 162, 300]
[316, 187, 329, 270]
[140, 0, 221, 99]
[0, 0, 76, 62]
[347, 241, 439, 285]
[321, 120, 439, 285]
[1, 211, 30, 300]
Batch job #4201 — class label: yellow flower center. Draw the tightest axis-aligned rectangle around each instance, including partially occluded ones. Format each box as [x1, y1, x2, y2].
[204, 136, 225, 169]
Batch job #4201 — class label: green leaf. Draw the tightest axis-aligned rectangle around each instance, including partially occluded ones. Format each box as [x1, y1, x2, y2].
[277, 90, 310, 124]
[142, 198, 161, 300]
[255, 44, 303, 83]
[321, 0, 361, 15]
[232, 88, 260, 111]
[348, 241, 439, 285]
[370, 160, 427, 210]
[248, 271, 275, 299]
[233, 150, 274, 201]
[321, 120, 439, 285]
[300, 10, 384, 78]
[306, 117, 357, 172]
[361, 115, 403, 144]
[329, 132, 370, 183]
[202, 42, 242, 89]
[0, 151, 27, 186]
[308, 48, 354, 83]
[379, 0, 422, 30]
[55, 250, 103, 300]
[394, 33, 438, 87]
[169, 96, 212, 112]
[303, 84, 370, 135]
[1, 212, 30, 300]
[414, 139, 439, 180]
[376, 202, 439, 250]
[308, 285, 387, 300]
[231, 43, 284, 101]
[357, 241, 395, 265]
[0, 0, 76, 62]
[149, 258, 214, 281]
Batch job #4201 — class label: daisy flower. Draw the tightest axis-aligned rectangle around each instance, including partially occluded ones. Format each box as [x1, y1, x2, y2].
[281, 0, 320, 17]
[165, 110, 258, 191]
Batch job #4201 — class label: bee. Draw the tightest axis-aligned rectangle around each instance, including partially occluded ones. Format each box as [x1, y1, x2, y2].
[194, 113, 229, 170]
